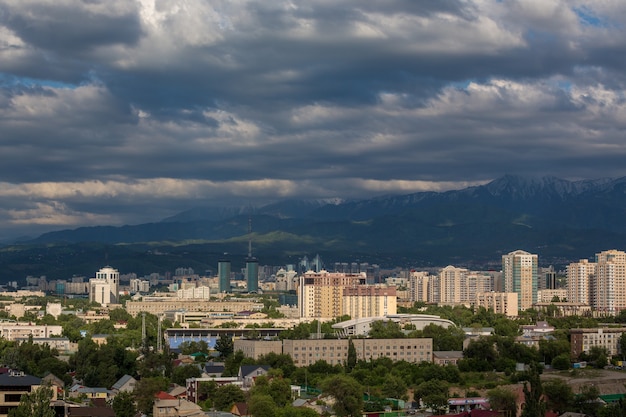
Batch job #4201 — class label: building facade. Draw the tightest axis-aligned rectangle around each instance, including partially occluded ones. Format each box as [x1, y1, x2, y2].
[89, 266, 119, 306]
[592, 250, 626, 314]
[567, 259, 595, 305]
[474, 292, 518, 317]
[570, 327, 626, 359]
[342, 285, 397, 319]
[297, 271, 366, 319]
[218, 259, 231, 294]
[502, 250, 538, 311]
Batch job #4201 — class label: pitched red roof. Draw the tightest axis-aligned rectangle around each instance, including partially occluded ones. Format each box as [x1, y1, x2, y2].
[155, 391, 176, 400]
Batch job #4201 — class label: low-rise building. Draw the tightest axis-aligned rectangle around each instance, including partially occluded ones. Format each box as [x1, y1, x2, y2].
[0, 324, 62, 341]
[432, 351, 464, 366]
[235, 337, 433, 367]
[474, 292, 518, 317]
[570, 327, 626, 359]
[0, 371, 56, 417]
[125, 300, 263, 317]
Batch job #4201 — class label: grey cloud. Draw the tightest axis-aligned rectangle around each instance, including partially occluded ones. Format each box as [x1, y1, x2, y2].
[1, 1, 626, 236]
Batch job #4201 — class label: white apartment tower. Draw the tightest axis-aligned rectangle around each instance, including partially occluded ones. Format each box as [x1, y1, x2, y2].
[502, 250, 538, 311]
[567, 259, 595, 305]
[592, 250, 626, 314]
[89, 266, 119, 306]
[409, 271, 430, 303]
[439, 266, 467, 304]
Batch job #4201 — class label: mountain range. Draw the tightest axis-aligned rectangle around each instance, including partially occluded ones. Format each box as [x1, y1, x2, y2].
[3, 175, 626, 282]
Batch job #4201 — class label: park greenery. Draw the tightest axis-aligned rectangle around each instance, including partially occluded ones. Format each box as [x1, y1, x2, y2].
[6, 295, 626, 416]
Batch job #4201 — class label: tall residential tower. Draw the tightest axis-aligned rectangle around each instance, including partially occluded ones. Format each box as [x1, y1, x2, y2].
[502, 250, 538, 311]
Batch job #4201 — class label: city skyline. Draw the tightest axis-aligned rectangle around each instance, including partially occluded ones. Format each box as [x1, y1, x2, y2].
[2, 1, 626, 240]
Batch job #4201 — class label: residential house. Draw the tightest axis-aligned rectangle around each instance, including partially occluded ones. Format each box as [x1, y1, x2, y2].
[111, 374, 136, 394]
[238, 365, 270, 388]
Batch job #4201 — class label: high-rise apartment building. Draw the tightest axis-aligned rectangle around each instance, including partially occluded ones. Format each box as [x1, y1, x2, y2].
[89, 266, 119, 306]
[502, 250, 538, 311]
[342, 285, 397, 319]
[567, 259, 595, 305]
[298, 270, 366, 319]
[439, 266, 468, 304]
[409, 271, 430, 303]
[592, 250, 626, 314]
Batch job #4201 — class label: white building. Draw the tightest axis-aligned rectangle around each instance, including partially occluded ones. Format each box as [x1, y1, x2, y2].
[89, 266, 119, 306]
[567, 259, 595, 305]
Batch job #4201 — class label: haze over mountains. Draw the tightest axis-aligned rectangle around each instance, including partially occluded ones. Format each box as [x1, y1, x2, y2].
[1, 175, 625, 282]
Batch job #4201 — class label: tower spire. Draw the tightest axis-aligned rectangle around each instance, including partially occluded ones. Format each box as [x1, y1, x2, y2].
[248, 214, 252, 258]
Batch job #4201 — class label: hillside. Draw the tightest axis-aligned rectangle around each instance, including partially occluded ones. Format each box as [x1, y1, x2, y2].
[1, 175, 625, 281]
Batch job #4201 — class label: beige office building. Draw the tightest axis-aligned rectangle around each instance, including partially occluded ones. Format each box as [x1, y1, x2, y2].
[125, 300, 263, 317]
[284, 337, 432, 367]
[567, 259, 595, 305]
[474, 292, 518, 317]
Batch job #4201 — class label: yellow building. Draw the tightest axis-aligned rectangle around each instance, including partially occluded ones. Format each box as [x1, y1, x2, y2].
[125, 300, 263, 317]
[474, 292, 518, 317]
[567, 259, 596, 305]
[297, 270, 366, 319]
[502, 250, 538, 311]
[342, 285, 397, 319]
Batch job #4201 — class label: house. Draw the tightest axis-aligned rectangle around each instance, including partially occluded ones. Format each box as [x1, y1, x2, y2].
[433, 351, 464, 366]
[169, 385, 187, 399]
[67, 404, 115, 417]
[42, 373, 65, 397]
[111, 374, 136, 394]
[153, 396, 205, 417]
[69, 384, 110, 400]
[204, 362, 225, 377]
[0, 371, 55, 417]
[231, 402, 250, 417]
[238, 365, 270, 388]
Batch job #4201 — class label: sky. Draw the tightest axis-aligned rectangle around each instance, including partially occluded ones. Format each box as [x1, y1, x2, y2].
[1, 0, 626, 240]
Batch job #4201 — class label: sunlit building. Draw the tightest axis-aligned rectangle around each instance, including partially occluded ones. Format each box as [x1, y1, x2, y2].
[502, 250, 538, 311]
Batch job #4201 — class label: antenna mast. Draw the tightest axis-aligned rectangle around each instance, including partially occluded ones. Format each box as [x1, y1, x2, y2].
[247, 209, 252, 258]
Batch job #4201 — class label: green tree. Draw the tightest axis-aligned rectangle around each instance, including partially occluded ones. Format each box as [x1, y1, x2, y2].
[368, 320, 405, 339]
[588, 346, 609, 368]
[487, 387, 517, 417]
[215, 334, 234, 359]
[414, 379, 448, 408]
[172, 364, 202, 385]
[214, 383, 246, 411]
[321, 375, 364, 417]
[543, 378, 573, 414]
[248, 394, 277, 417]
[520, 363, 545, 417]
[619, 333, 626, 361]
[8, 383, 55, 417]
[575, 384, 601, 416]
[551, 354, 571, 370]
[280, 405, 320, 417]
[381, 374, 408, 400]
[111, 391, 137, 417]
[346, 339, 357, 372]
[134, 376, 169, 416]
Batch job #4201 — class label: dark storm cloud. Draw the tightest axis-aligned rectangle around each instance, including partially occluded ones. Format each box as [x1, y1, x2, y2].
[1, 0, 626, 238]
[0, 1, 142, 52]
